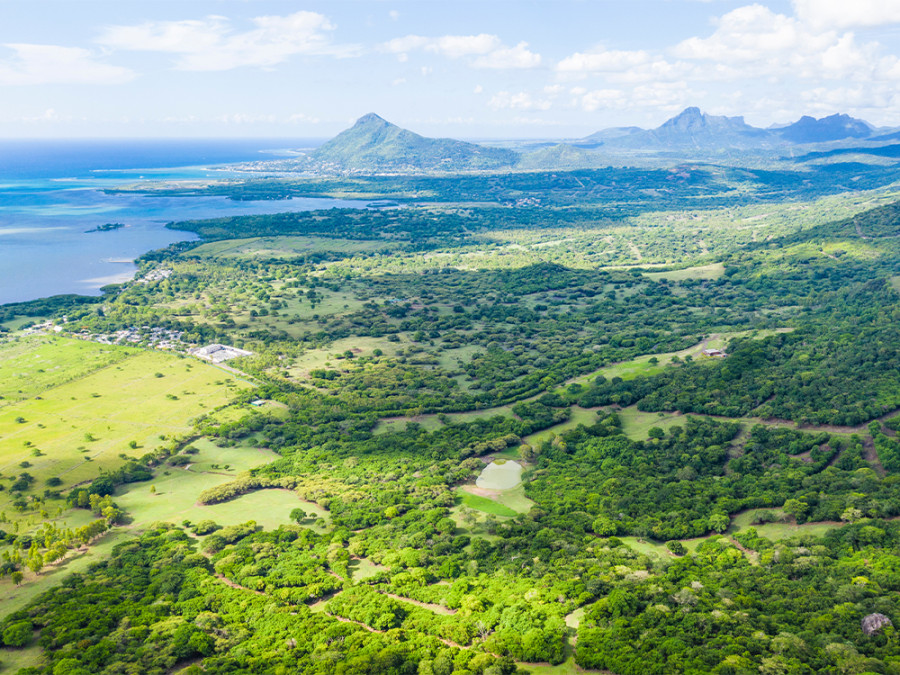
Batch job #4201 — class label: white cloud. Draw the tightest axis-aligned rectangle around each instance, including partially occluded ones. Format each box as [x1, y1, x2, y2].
[670, 4, 897, 82]
[97, 11, 351, 71]
[673, 5, 829, 63]
[389, 10, 400, 21]
[0, 44, 134, 85]
[288, 112, 320, 123]
[557, 48, 651, 73]
[793, 0, 900, 30]
[556, 46, 684, 84]
[473, 84, 484, 94]
[473, 42, 541, 69]
[579, 89, 625, 112]
[391, 77, 406, 86]
[382, 33, 540, 69]
[430, 34, 501, 58]
[488, 91, 552, 111]
[575, 81, 691, 113]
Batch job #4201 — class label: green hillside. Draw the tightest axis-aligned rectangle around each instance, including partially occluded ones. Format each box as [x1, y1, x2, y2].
[313, 113, 519, 172]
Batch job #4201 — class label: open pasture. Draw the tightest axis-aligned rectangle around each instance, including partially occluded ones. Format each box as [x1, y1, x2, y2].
[616, 406, 691, 440]
[522, 407, 599, 446]
[189, 235, 399, 260]
[0, 335, 133, 404]
[113, 437, 329, 530]
[0, 345, 251, 528]
[642, 262, 725, 281]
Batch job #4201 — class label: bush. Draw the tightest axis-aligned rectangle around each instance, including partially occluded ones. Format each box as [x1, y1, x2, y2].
[2, 620, 33, 647]
[666, 540, 687, 556]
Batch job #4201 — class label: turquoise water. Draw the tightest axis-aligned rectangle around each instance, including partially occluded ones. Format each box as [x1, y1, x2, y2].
[0, 139, 368, 305]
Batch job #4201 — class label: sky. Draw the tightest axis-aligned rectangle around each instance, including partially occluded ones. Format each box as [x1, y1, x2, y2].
[1, 0, 899, 139]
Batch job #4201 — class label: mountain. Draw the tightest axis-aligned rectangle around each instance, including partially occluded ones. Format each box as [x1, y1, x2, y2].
[516, 143, 604, 170]
[313, 113, 518, 172]
[594, 107, 775, 151]
[776, 113, 873, 143]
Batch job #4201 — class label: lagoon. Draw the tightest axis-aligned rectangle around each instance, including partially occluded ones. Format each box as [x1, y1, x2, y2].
[0, 139, 367, 306]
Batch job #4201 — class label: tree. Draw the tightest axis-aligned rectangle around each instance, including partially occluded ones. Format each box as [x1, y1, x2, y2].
[783, 499, 809, 522]
[708, 514, 729, 533]
[2, 620, 32, 647]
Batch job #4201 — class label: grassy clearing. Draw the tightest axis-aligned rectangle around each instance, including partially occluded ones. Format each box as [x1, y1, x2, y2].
[457, 489, 518, 517]
[565, 329, 794, 390]
[751, 521, 840, 540]
[435, 344, 483, 370]
[0, 335, 133, 404]
[0, 643, 44, 672]
[0, 316, 51, 332]
[350, 558, 387, 582]
[373, 415, 444, 436]
[492, 484, 534, 514]
[447, 404, 517, 424]
[284, 336, 404, 379]
[0, 346, 251, 531]
[616, 406, 690, 440]
[523, 407, 599, 446]
[373, 404, 517, 436]
[643, 262, 725, 281]
[115, 439, 326, 532]
[0, 528, 133, 620]
[618, 536, 670, 557]
[891, 276, 900, 293]
[0, 437, 304, 621]
[190, 236, 399, 260]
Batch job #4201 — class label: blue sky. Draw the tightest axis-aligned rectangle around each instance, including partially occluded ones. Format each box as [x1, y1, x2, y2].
[1, 0, 899, 138]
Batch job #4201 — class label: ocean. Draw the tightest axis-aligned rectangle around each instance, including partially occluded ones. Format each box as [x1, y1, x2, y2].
[0, 138, 365, 306]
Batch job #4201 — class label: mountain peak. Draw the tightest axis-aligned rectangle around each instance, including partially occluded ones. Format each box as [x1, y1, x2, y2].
[354, 112, 391, 127]
[313, 114, 517, 172]
[778, 113, 873, 143]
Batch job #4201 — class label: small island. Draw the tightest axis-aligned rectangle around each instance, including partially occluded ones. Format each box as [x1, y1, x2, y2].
[85, 222, 125, 233]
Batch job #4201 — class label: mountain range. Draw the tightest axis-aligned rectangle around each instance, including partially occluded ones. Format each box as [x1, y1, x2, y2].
[308, 109, 899, 173]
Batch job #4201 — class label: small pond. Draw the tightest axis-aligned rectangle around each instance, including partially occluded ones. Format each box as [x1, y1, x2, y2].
[476, 460, 523, 490]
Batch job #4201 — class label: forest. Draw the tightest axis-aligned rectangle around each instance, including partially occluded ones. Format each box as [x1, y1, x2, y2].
[2, 167, 900, 674]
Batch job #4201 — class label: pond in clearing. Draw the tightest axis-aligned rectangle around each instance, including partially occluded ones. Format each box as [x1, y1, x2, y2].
[476, 460, 523, 490]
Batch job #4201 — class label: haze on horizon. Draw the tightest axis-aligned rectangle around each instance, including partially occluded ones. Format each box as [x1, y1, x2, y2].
[1, 0, 899, 139]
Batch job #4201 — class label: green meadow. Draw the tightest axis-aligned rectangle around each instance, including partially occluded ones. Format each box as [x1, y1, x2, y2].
[0, 338, 252, 532]
[190, 235, 400, 259]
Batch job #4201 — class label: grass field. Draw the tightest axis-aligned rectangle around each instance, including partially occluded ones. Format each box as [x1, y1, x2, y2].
[643, 262, 726, 281]
[115, 437, 328, 532]
[0, 335, 133, 404]
[373, 403, 518, 436]
[523, 407, 599, 445]
[0, 316, 51, 332]
[0, 343, 252, 531]
[350, 558, 387, 582]
[457, 489, 518, 517]
[0, 642, 44, 672]
[286, 336, 404, 380]
[616, 406, 689, 440]
[190, 235, 399, 259]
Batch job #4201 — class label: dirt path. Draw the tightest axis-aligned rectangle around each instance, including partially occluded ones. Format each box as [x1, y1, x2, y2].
[381, 592, 457, 615]
[863, 435, 887, 477]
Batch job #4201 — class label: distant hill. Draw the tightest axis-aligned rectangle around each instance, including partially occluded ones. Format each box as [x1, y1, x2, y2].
[580, 108, 880, 154]
[516, 144, 604, 170]
[583, 107, 776, 152]
[776, 113, 873, 143]
[313, 113, 518, 172]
